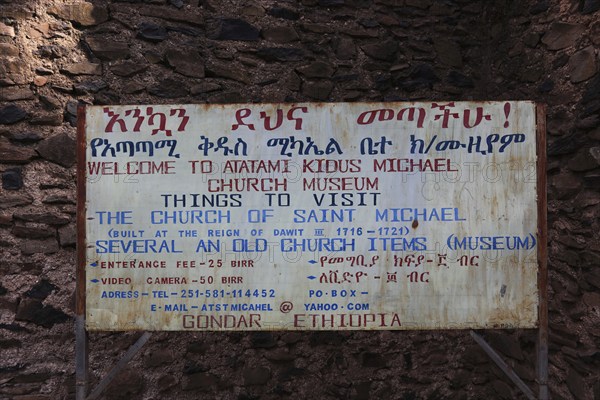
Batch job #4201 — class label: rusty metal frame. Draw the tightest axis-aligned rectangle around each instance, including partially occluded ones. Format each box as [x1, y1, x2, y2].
[75, 105, 88, 400]
[76, 104, 152, 400]
[535, 104, 549, 400]
[75, 102, 549, 399]
[470, 104, 548, 400]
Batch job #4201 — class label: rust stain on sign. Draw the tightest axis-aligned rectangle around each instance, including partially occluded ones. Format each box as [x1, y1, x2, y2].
[80, 101, 541, 331]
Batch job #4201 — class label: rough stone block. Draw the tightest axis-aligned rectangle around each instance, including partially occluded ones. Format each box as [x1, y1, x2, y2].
[0, 22, 15, 37]
[148, 78, 189, 98]
[139, 5, 203, 26]
[145, 348, 174, 367]
[157, 374, 178, 392]
[566, 368, 589, 400]
[0, 104, 27, 124]
[267, 7, 300, 20]
[0, 167, 23, 190]
[15, 298, 69, 327]
[73, 79, 108, 94]
[250, 332, 277, 348]
[36, 132, 77, 168]
[14, 212, 70, 225]
[243, 367, 271, 385]
[58, 225, 76, 247]
[542, 23, 585, 50]
[0, 214, 12, 227]
[206, 18, 260, 41]
[25, 279, 57, 300]
[166, 50, 205, 79]
[182, 372, 218, 391]
[362, 40, 398, 61]
[110, 61, 148, 78]
[12, 225, 56, 239]
[38, 44, 67, 59]
[297, 61, 335, 78]
[433, 38, 463, 67]
[20, 238, 59, 255]
[0, 193, 33, 209]
[582, 0, 600, 13]
[551, 173, 582, 199]
[360, 351, 387, 368]
[256, 47, 305, 62]
[61, 62, 102, 76]
[137, 22, 168, 42]
[85, 37, 130, 60]
[0, 43, 19, 57]
[48, 3, 108, 26]
[569, 46, 597, 83]
[42, 194, 75, 205]
[104, 369, 144, 399]
[262, 26, 299, 43]
[205, 62, 249, 83]
[30, 112, 63, 126]
[302, 80, 334, 100]
[335, 38, 356, 60]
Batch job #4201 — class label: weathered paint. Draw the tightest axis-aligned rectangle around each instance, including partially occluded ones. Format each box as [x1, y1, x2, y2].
[80, 101, 540, 331]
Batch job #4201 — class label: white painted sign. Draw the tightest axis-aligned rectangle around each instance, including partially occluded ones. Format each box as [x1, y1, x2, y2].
[81, 101, 539, 331]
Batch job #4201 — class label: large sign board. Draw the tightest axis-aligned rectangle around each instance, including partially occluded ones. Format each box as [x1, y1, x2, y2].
[79, 101, 541, 331]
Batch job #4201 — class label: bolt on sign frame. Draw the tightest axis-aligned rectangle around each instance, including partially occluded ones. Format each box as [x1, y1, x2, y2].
[76, 102, 548, 399]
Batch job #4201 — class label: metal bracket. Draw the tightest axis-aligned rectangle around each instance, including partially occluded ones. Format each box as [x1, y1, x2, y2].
[78, 332, 152, 400]
[471, 330, 536, 400]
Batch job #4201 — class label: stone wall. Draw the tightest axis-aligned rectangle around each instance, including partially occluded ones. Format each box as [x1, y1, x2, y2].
[0, 0, 599, 399]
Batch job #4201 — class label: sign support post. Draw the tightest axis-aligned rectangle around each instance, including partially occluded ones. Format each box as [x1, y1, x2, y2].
[76, 105, 89, 400]
[74, 316, 88, 400]
[536, 105, 549, 400]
